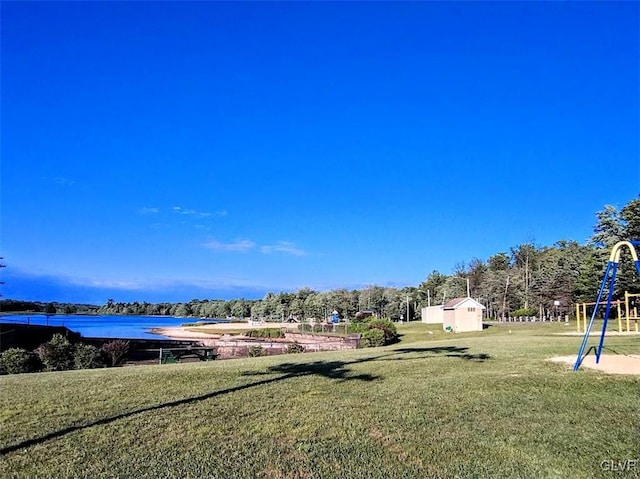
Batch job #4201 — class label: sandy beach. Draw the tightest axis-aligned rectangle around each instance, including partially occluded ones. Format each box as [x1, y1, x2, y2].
[149, 322, 296, 340]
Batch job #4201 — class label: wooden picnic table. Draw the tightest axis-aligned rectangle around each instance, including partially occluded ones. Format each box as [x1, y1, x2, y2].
[153, 346, 217, 364]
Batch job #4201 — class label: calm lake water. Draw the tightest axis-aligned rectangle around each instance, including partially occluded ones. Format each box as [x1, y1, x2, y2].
[0, 314, 228, 339]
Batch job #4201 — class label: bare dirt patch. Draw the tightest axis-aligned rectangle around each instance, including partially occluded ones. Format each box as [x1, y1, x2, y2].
[549, 354, 640, 375]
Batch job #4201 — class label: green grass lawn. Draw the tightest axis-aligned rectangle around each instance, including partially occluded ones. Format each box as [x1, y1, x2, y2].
[1, 323, 638, 479]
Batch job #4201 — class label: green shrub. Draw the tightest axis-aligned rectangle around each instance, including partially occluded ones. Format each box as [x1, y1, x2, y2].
[247, 345, 266, 357]
[36, 334, 74, 371]
[286, 343, 305, 354]
[246, 328, 283, 339]
[0, 348, 40, 374]
[74, 343, 106, 370]
[362, 328, 385, 347]
[512, 308, 538, 317]
[101, 340, 130, 367]
[367, 318, 398, 343]
[347, 322, 369, 335]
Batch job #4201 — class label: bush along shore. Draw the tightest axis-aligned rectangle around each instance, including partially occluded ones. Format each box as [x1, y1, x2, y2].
[0, 334, 130, 374]
[0, 317, 399, 373]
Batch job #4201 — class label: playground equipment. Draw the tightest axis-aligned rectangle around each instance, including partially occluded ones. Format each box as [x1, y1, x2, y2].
[573, 241, 640, 371]
[574, 294, 639, 333]
[623, 291, 640, 332]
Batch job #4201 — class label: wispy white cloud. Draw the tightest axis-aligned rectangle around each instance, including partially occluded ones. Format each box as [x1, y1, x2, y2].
[138, 207, 160, 214]
[68, 277, 148, 291]
[203, 238, 308, 256]
[260, 241, 308, 256]
[64, 273, 263, 293]
[203, 239, 257, 252]
[172, 206, 218, 218]
[53, 176, 76, 186]
[182, 209, 210, 217]
[55, 275, 148, 291]
[42, 176, 76, 187]
[140, 206, 225, 230]
[5, 267, 343, 303]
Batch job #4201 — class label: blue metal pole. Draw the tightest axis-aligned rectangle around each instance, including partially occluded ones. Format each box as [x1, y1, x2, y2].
[595, 262, 619, 363]
[573, 262, 613, 371]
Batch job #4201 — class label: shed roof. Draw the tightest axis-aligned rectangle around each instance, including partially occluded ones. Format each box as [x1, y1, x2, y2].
[443, 297, 486, 310]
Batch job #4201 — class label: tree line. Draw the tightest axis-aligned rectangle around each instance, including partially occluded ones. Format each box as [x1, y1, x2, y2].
[3, 198, 639, 321]
[0, 300, 99, 315]
[419, 198, 639, 320]
[94, 198, 640, 321]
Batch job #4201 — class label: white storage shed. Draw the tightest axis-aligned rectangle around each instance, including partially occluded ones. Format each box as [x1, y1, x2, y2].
[442, 297, 486, 332]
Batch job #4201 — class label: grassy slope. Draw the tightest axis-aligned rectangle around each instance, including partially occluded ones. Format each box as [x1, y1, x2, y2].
[0, 323, 638, 479]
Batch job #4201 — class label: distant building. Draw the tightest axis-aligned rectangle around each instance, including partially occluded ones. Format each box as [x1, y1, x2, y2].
[421, 305, 444, 324]
[442, 297, 486, 332]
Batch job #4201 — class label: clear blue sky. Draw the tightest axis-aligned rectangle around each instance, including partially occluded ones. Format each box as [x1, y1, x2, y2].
[1, 1, 638, 304]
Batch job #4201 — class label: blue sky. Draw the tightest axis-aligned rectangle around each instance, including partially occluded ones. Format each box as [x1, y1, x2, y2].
[1, 1, 638, 304]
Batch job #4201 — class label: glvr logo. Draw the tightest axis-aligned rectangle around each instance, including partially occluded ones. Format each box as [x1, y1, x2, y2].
[600, 459, 638, 471]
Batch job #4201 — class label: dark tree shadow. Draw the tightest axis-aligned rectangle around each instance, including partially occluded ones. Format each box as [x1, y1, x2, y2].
[1, 357, 378, 455]
[446, 352, 491, 361]
[241, 346, 492, 382]
[601, 346, 624, 355]
[1, 344, 489, 455]
[573, 345, 595, 370]
[266, 360, 378, 382]
[393, 346, 469, 354]
[380, 346, 491, 362]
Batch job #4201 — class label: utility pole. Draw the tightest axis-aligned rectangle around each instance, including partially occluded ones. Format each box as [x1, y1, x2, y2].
[502, 274, 510, 321]
[406, 293, 410, 322]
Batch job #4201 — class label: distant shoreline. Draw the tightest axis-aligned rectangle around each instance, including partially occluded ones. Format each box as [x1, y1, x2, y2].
[0, 311, 98, 316]
[0, 312, 233, 320]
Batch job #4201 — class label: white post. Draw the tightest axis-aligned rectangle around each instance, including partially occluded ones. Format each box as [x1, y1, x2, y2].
[406, 294, 410, 322]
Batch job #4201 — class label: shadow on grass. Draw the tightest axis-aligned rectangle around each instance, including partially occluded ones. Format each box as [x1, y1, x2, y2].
[601, 346, 631, 356]
[389, 346, 491, 362]
[1, 345, 489, 455]
[243, 346, 491, 382]
[265, 360, 379, 381]
[575, 345, 597, 367]
[0, 356, 378, 455]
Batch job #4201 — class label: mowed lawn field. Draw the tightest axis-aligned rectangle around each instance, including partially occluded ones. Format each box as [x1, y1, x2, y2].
[0, 323, 638, 479]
